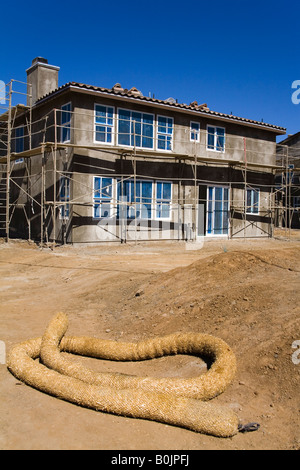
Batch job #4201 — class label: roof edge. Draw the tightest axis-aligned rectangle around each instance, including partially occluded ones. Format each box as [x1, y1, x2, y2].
[34, 81, 286, 134]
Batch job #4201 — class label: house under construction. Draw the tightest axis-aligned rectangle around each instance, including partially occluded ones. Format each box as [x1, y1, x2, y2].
[1, 57, 297, 246]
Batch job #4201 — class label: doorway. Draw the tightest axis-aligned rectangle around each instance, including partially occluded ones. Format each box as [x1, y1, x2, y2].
[207, 186, 229, 236]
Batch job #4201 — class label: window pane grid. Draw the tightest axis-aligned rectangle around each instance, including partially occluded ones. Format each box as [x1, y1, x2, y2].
[59, 176, 70, 219]
[207, 126, 225, 152]
[117, 180, 172, 220]
[95, 106, 114, 143]
[156, 182, 171, 218]
[190, 122, 200, 142]
[94, 177, 113, 218]
[207, 186, 229, 235]
[246, 189, 259, 214]
[118, 109, 154, 149]
[157, 116, 173, 150]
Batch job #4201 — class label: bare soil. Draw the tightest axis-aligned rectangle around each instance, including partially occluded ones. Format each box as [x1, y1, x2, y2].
[0, 231, 299, 450]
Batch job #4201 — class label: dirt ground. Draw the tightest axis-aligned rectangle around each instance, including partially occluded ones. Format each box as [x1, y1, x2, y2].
[0, 231, 299, 450]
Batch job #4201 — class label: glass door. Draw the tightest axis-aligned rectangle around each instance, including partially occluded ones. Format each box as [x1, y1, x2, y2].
[207, 186, 229, 235]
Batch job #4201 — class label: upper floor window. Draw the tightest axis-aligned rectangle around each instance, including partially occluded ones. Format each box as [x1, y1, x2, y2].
[207, 125, 225, 152]
[60, 103, 72, 143]
[246, 188, 259, 214]
[95, 105, 114, 144]
[190, 122, 200, 142]
[15, 126, 24, 153]
[118, 109, 154, 149]
[157, 116, 173, 151]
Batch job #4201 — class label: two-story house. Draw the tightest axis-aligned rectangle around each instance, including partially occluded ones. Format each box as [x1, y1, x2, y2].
[0, 57, 286, 244]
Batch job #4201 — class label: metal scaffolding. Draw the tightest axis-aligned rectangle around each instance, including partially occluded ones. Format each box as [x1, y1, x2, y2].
[0, 79, 32, 241]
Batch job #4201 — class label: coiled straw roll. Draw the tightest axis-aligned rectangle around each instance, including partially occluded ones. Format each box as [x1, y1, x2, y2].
[7, 312, 239, 437]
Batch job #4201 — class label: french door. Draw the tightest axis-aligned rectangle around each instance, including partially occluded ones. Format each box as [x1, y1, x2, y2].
[207, 186, 229, 236]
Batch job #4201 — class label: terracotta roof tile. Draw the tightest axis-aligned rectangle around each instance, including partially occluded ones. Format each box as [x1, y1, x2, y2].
[35, 81, 286, 132]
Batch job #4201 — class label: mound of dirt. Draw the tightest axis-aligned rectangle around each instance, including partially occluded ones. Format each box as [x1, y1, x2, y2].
[0, 239, 299, 450]
[103, 248, 300, 449]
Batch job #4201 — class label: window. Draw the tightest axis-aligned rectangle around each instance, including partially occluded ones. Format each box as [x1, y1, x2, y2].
[117, 180, 172, 220]
[246, 189, 259, 214]
[15, 126, 24, 153]
[157, 116, 173, 151]
[118, 109, 154, 148]
[118, 180, 153, 219]
[190, 122, 200, 142]
[156, 182, 172, 219]
[59, 176, 70, 219]
[207, 125, 225, 152]
[207, 186, 229, 235]
[94, 177, 113, 218]
[60, 103, 72, 143]
[95, 105, 114, 143]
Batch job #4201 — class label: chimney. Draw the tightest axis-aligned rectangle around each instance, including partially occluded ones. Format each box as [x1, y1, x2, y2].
[26, 57, 60, 105]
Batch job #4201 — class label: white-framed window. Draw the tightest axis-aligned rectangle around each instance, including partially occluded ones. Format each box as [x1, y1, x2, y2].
[118, 109, 154, 149]
[156, 181, 172, 219]
[60, 102, 72, 143]
[190, 121, 200, 142]
[246, 188, 260, 214]
[157, 115, 174, 151]
[95, 105, 114, 144]
[59, 176, 70, 219]
[207, 125, 225, 152]
[117, 179, 153, 219]
[117, 180, 172, 220]
[15, 125, 24, 153]
[207, 186, 229, 236]
[93, 176, 114, 218]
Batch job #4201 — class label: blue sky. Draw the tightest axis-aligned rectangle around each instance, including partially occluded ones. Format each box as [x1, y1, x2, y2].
[1, 0, 299, 141]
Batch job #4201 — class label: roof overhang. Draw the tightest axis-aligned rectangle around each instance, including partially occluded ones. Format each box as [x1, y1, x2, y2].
[69, 85, 287, 135]
[33, 82, 286, 135]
